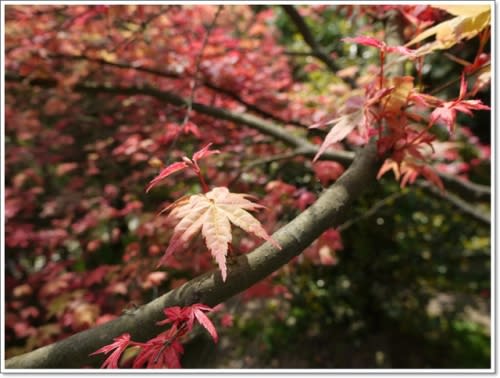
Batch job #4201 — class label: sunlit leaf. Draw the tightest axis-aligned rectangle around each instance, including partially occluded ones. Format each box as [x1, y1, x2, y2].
[384, 76, 414, 113]
[434, 5, 490, 17]
[407, 5, 490, 52]
[159, 187, 281, 281]
[312, 111, 364, 162]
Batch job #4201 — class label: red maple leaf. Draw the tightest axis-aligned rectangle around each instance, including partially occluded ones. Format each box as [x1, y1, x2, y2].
[343, 36, 416, 57]
[132, 327, 184, 369]
[90, 333, 132, 369]
[157, 306, 185, 326]
[377, 159, 444, 191]
[189, 304, 218, 343]
[192, 143, 220, 163]
[146, 143, 220, 192]
[146, 161, 189, 193]
[311, 90, 392, 162]
[430, 74, 490, 133]
[157, 303, 218, 343]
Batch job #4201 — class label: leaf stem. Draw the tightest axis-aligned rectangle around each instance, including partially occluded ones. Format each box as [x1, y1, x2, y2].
[153, 323, 187, 364]
[198, 172, 209, 193]
[379, 51, 385, 89]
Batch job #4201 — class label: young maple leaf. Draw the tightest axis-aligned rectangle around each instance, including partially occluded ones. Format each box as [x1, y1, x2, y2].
[146, 143, 220, 192]
[157, 304, 218, 343]
[343, 36, 416, 57]
[192, 307, 218, 343]
[90, 333, 131, 369]
[312, 110, 365, 162]
[377, 158, 444, 191]
[429, 74, 490, 133]
[401, 163, 444, 191]
[159, 187, 281, 281]
[132, 327, 184, 369]
[146, 161, 189, 193]
[311, 90, 391, 162]
[157, 306, 185, 326]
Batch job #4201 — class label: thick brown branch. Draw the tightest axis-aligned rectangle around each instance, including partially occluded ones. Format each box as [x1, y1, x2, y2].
[5, 142, 381, 369]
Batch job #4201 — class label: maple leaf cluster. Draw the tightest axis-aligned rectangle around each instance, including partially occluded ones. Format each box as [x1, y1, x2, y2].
[313, 28, 490, 190]
[90, 303, 217, 368]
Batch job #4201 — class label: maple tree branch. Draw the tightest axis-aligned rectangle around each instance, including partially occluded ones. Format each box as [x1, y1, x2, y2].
[416, 182, 490, 226]
[48, 54, 181, 78]
[436, 172, 490, 203]
[46, 53, 309, 129]
[5, 72, 490, 202]
[281, 6, 321, 52]
[5, 72, 352, 165]
[5, 142, 382, 369]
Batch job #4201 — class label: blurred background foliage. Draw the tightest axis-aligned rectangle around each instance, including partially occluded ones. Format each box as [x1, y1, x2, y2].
[5, 4, 490, 368]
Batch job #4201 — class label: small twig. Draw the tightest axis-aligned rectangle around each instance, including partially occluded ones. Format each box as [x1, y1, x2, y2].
[153, 323, 187, 364]
[227, 147, 309, 188]
[165, 5, 223, 164]
[281, 5, 356, 87]
[183, 6, 223, 125]
[284, 50, 316, 57]
[429, 63, 491, 96]
[242, 148, 309, 171]
[111, 6, 173, 53]
[438, 172, 490, 202]
[338, 190, 407, 232]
